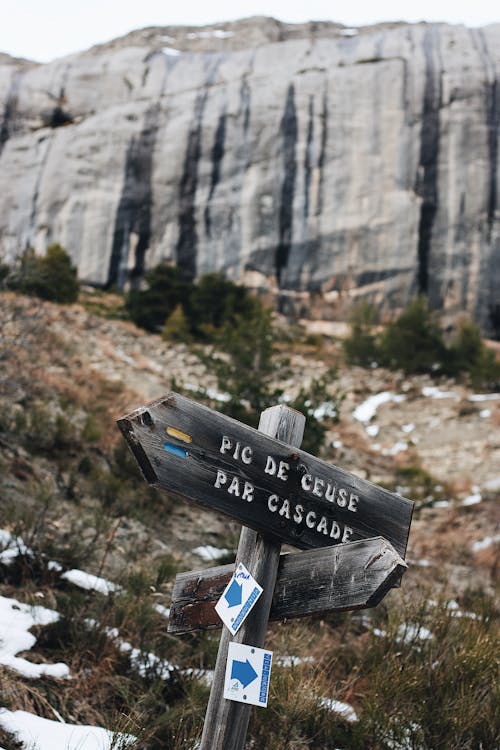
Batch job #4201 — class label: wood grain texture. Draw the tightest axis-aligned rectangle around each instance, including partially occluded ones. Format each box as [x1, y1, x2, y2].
[168, 538, 407, 634]
[198, 405, 305, 750]
[117, 391, 414, 558]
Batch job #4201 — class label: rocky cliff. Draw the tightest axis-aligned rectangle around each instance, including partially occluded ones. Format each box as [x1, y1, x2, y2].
[0, 17, 499, 334]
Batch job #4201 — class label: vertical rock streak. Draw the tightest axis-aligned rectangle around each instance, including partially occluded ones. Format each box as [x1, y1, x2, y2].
[204, 111, 227, 238]
[276, 84, 298, 286]
[303, 97, 314, 219]
[486, 79, 499, 240]
[175, 90, 209, 280]
[416, 30, 442, 296]
[108, 106, 158, 289]
[316, 90, 328, 218]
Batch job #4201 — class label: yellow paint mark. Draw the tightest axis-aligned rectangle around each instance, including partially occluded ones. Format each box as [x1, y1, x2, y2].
[166, 426, 192, 444]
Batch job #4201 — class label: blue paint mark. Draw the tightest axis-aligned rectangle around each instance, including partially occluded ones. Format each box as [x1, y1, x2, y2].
[163, 442, 187, 458]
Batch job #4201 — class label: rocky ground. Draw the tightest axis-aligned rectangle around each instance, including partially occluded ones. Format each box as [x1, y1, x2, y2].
[1, 290, 499, 749]
[1, 290, 498, 598]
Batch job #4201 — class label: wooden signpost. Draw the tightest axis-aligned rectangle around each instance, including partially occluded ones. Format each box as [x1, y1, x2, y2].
[168, 537, 407, 634]
[118, 392, 414, 750]
[117, 392, 413, 557]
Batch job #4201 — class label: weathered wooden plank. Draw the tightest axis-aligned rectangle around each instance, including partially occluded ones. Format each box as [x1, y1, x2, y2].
[198, 405, 305, 750]
[117, 392, 414, 558]
[168, 537, 407, 634]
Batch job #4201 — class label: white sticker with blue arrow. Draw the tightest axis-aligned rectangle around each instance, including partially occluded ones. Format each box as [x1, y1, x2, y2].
[215, 562, 263, 635]
[224, 642, 273, 707]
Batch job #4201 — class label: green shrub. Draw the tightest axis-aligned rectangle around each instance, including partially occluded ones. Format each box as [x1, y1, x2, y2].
[203, 304, 287, 426]
[7, 244, 79, 303]
[189, 272, 257, 339]
[125, 264, 190, 333]
[448, 318, 500, 389]
[161, 304, 192, 343]
[343, 302, 379, 366]
[379, 297, 447, 374]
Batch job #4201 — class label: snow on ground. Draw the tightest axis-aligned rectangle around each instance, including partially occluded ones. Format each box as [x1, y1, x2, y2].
[0, 530, 30, 564]
[468, 393, 500, 402]
[186, 29, 233, 39]
[162, 47, 181, 56]
[61, 570, 117, 595]
[192, 545, 231, 561]
[421, 386, 458, 400]
[373, 624, 433, 643]
[0, 596, 70, 679]
[483, 476, 500, 492]
[154, 603, 170, 619]
[184, 382, 231, 403]
[352, 391, 406, 424]
[462, 492, 482, 506]
[0, 710, 136, 750]
[318, 698, 358, 722]
[312, 402, 338, 420]
[1, 531, 116, 596]
[382, 441, 408, 456]
[472, 534, 500, 552]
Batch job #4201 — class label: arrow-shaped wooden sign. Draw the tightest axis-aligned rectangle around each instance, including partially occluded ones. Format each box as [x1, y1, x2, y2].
[168, 537, 406, 634]
[118, 392, 414, 558]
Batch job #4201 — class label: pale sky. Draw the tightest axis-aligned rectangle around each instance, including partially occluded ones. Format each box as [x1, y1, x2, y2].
[1, 0, 499, 63]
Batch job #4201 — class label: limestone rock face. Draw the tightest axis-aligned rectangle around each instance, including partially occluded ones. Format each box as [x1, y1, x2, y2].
[0, 18, 499, 334]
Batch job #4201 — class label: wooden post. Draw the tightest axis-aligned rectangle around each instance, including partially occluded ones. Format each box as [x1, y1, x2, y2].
[199, 405, 305, 750]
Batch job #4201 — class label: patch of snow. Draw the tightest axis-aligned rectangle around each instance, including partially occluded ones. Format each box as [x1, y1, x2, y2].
[61, 570, 117, 595]
[421, 386, 458, 400]
[472, 534, 500, 552]
[411, 558, 432, 567]
[433, 500, 450, 508]
[0, 596, 70, 679]
[468, 392, 500, 402]
[401, 423, 415, 433]
[118, 639, 175, 680]
[483, 476, 500, 492]
[479, 409, 491, 418]
[0, 530, 30, 564]
[372, 627, 387, 638]
[187, 29, 234, 39]
[318, 698, 358, 722]
[383, 441, 408, 456]
[331, 439, 343, 449]
[162, 47, 181, 56]
[160, 35, 176, 43]
[397, 624, 432, 643]
[366, 424, 379, 437]
[353, 391, 406, 424]
[0, 709, 136, 750]
[184, 383, 231, 403]
[313, 401, 338, 420]
[276, 655, 315, 668]
[462, 493, 482, 506]
[192, 545, 231, 561]
[47, 560, 63, 572]
[385, 723, 423, 750]
[340, 28, 358, 36]
[154, 604, 170, 619]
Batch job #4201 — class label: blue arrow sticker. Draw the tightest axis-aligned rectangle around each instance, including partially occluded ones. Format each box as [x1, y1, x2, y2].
[215, 562, 263, 635]
[231, 658, 258, 688]
[224, 642, 273, 707]
[163, 442, 187, 458]
[224, 579, 243, 608]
